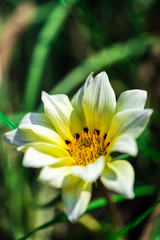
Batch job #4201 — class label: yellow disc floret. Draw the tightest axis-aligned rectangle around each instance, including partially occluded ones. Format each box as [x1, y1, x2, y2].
[68, 130, 107, 166]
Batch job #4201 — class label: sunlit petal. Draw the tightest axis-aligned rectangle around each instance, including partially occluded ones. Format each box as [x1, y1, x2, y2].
[4, 128, 39, 146]
[4, 113, 66, 148]
[107, 134, 138, 156]
[22, 146, 74, 168]
[71, 72, 93, 126]
[19, 112, 53, 129]
[82, 72, 116, 136]
[116, 90, 147, 113]
[109, 109, 153, 140]
[42, 92, 83, 140]
[18, 141, 70, 156]
[71, 156, 105, 183]
[38, 166, 75, 188]
[101, 160, 135, 198]
[62, 180, 92, 222]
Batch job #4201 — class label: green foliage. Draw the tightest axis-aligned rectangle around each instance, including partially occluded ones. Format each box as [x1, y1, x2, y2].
[17, 214, 68, 240]
[23, 0, 78, 111]
[0, 0, 160, 240]
[109, 199, 160, 240]
[49, 33, 155, 96]
[17, 185, 157, 240]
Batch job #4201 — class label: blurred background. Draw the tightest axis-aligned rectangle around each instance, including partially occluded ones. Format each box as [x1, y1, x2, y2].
[0, 0, 160, 239]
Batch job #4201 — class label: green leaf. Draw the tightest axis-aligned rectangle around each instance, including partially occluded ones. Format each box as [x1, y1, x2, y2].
[0, 112, 17, 129]
[17, 185, 157, 240]
[23, 0, 78, 111]
[109, 199, 160, 240]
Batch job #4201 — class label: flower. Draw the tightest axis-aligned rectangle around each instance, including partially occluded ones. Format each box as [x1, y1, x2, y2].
[4, 72, 153, 222]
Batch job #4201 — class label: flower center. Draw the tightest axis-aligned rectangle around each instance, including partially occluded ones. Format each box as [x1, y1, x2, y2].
[68, 130, 107, 166]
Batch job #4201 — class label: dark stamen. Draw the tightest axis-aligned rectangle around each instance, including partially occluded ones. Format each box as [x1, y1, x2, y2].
[75, 133, 80, 139]
[107, 142, 110, 147]
[65, 140, 71, 145]
[94, 129, 100, 135]
[83, 127, 89, 133]
[103, 133, 107, 139]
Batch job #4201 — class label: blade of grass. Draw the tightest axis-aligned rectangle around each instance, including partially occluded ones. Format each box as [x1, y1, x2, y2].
[23, 0, 78, 111]
[49, 33, 155, 96]
[17, 185, 157, 240]
[0, 112, 17, 129]
[109, 199, 160, 240]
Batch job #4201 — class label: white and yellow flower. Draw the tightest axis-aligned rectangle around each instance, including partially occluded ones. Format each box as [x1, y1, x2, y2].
[4, 72, 153, 222]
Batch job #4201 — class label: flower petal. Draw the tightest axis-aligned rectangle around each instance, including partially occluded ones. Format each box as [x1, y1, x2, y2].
[82, 72, 116, 136]
[19, 112, 53, 128]
[101, 160, 135, 198]
[22, 146, 74, 168]
[116, 90, 147, 113]
[71, 156, 105, 183]
[17, 141, 69, 155]
[62, 180, 92, 222]
[109, 109, 153, 140]
[71, 72, 93, 126]
[4, 128, 39, 146]
[4, 113, 66, 148]
[107, 134, 138, 157]
[42, 92, 83, 140]
[38, 166, 77, 188]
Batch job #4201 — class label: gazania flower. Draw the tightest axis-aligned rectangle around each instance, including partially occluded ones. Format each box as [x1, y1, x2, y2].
[4, 72, 152, 222]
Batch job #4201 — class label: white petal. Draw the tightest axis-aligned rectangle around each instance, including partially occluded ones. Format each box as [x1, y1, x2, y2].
[71, 72, 93, 126]
[4, 129, 18, 145]
[42, 92, 83, 140]
[71, 156, 105, 183]
[39, 166, 76, 188]
[101, 160, 135, 198]
[4, 113, 66, 148]
[82, 72, 116, 136]
[23, 147, 56, 167]
[4, 128, 39, 146]
[17, 141, 70, 155]
[19, 112, 53, 129]
[19, 113, 66, 147]
[116, 90, 147, 113]
[22, 146, 74, 168]
[107, 134, 138, 157]
[62, 180, 92, 222]
[109, 109, 153, 140]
